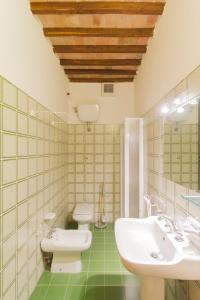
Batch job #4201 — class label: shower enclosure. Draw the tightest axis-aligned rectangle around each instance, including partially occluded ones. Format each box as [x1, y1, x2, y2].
[121, 118, 144, 218]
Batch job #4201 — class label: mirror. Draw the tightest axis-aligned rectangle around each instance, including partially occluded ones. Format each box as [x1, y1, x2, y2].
[163, 65, 200, 191]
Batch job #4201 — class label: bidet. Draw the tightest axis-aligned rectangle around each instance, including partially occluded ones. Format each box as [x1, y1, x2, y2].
[41, 228, 92, 273]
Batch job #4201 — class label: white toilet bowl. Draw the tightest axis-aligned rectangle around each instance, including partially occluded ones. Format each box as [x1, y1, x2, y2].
[41, 228, 92, 273]
[73, 203, 93, 230]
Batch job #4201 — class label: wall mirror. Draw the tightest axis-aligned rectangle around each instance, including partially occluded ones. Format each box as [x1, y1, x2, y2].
[163, 65, 200, 191]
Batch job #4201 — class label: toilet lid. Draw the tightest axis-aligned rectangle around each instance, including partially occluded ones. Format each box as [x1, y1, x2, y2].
[74, 203, 93, 215]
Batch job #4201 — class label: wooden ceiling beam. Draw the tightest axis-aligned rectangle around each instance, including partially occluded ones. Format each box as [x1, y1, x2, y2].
[53, 45, 147, 54]
[44, 27, 154, 38]
[60, 59, 141, 66]
[69, 77, 134, 83]
[31, 2, 165, 15]
[64, 69, 136, 75]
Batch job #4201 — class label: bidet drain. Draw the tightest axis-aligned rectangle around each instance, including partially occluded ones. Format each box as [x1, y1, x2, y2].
[150, 252, 159, 259]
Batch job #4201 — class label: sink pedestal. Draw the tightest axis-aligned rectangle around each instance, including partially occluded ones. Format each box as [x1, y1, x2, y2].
[140, 276, 164, 300]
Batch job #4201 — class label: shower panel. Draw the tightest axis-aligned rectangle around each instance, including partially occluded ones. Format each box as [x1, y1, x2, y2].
[121, 118, 144, 218]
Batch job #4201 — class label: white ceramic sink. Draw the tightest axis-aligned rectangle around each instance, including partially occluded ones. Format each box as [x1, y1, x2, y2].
[115, 216, 200, 280]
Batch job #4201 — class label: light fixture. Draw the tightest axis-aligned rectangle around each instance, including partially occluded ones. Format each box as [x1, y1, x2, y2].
[174, 97, 181, 105]
[161, 105, 169, 114]
[189, 98, 198, 105]
[177, 106, 184, 113]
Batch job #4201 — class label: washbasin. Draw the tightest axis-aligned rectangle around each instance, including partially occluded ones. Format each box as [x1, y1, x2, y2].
[115, 216, 200, 280]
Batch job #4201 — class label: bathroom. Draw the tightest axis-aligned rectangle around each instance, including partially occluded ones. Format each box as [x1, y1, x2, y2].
[1, 0, 200, 299]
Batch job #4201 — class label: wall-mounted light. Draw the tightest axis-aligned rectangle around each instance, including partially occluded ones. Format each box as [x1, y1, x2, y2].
[189, 98, 198, 105]
[161, 105, 169, 114]
[177, 106, 185, 114]
[174, 97, 181, 105]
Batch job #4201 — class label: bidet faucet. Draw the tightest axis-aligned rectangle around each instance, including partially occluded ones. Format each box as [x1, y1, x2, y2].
[47, 227, 56, 239]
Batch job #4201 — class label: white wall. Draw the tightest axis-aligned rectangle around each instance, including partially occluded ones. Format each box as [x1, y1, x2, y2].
[68, 82, 135, 123]
[0, 0, 69, 120]
[135, 0, 200, 116]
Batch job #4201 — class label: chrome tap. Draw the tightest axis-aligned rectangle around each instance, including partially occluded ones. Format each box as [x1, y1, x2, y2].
[47, 228, 56, 239]
[158, 215, 178, 233]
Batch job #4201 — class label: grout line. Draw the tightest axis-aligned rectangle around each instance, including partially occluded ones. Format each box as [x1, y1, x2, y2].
[84, 225, 93, 300]
[63, 284, 68, 300]
[43, 273, 54, 300]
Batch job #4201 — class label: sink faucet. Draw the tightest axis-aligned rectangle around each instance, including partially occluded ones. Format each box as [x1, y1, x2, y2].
[158, 215, 178, 233]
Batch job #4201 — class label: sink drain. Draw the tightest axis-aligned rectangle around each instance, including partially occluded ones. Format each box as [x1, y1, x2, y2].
[150, 252, 164, 260]
[150, 252, 159, 259]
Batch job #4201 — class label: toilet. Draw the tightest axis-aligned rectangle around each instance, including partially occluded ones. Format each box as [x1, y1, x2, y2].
[41, 228, 92, 273]
[73, 203, 93, 230]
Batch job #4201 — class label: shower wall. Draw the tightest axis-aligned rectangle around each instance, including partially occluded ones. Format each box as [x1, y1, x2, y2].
[122, 118, 143, 218]
[67, 124, 121, 223]
[0, 76, 68, 300]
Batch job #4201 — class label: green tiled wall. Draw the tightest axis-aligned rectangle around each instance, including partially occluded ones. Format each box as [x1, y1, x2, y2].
[0, 76, 68, 300]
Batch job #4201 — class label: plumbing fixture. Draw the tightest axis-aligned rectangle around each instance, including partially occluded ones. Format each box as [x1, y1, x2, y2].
[75, 104, 100, 132]
[73, 203, 93, 230]
[41, 228, 92, 273]
[47, 228, 56, 239]
[158, 215, 179, 233]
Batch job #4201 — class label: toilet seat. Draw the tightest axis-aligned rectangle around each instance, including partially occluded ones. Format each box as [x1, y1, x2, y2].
[73, 213, 92, 222]
[73, 203, 93, 216]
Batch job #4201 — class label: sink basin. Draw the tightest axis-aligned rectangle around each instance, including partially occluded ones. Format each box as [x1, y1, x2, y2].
[115, 216, 200, 280]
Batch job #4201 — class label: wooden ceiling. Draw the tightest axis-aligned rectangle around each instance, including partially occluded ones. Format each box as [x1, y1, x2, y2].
[30, 1, 165, 83]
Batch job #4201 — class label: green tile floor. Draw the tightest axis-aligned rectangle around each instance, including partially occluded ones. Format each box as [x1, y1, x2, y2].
[29, 224, 140, 300]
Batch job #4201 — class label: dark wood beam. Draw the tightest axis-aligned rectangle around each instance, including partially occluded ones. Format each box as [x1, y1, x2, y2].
[60, 59, 141, 66]
[69, 77, 134, 83]
[44, 27, 154, 38]
[54, 45, 147, 54]
[31, 2, 165, 15]
[65, 69, 136, 75]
